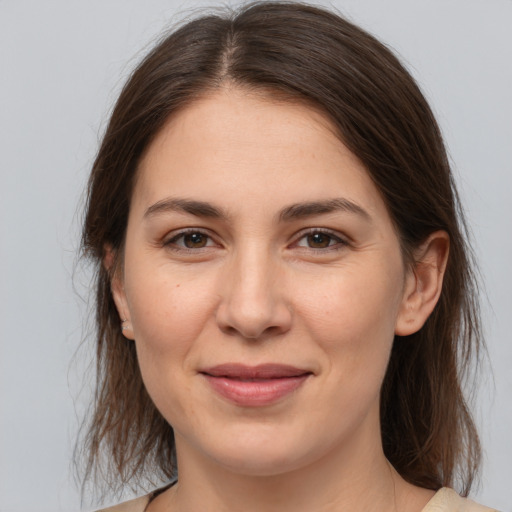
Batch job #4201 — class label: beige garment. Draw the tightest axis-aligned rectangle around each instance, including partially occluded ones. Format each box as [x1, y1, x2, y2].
[97, 487, 498, 512]
[422, 488, 498, 512]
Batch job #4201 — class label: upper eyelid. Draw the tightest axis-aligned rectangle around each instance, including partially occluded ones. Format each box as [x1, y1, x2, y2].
[161, 227, 349, 247]
[164, 228, 218, 246]
[292, 227, 348, 243]
[167, 227, 211, 236]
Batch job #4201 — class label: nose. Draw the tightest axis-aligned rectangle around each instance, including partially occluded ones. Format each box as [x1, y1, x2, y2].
[215, 247, 292, 340]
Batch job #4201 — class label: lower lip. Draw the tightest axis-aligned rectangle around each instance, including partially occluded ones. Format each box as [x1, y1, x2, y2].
[203, 374, 310, 406]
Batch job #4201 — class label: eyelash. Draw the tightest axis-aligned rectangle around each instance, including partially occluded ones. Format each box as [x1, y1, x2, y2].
[163, 228, 348, 253]
[292, 228, 348, 252]
[163, 228, 218, 252]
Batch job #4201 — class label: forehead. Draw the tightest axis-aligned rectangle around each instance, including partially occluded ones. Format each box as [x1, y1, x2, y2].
[133, 88, 385, 220]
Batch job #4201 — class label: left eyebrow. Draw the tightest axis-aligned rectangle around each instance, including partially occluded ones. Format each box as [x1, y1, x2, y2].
[278, 198, 371, 222]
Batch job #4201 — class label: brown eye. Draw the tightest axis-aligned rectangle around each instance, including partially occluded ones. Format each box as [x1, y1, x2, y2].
[294, 230, 346, 251]
[165, 230, 215, 250]
[183, 232, 208, 248]
[306, 232, 334, 248]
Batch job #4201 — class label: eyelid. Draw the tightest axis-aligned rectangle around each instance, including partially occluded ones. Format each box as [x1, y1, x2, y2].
[290, 227, 349, 250]
[161, 227, 349, 252]
[163, 228, 220, 250]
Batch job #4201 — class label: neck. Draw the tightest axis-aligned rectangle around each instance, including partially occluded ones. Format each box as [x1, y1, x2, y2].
[151, 412, 423, 512]
[175, 450, 396, 512]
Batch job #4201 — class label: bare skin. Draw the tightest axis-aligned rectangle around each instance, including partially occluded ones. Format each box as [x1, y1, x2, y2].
[112, 87, 448, 512]
[148, 443, 436, 512]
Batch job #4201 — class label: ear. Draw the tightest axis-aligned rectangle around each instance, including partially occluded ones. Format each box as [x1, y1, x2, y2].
[395, 231, 450, 336]
[104, 245, 134, 340]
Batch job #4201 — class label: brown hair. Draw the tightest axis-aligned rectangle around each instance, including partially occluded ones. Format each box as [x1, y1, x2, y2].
[79, 1, 482, 498]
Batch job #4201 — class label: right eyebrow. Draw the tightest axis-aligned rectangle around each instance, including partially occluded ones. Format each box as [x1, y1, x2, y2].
[143, 197, 229, 221]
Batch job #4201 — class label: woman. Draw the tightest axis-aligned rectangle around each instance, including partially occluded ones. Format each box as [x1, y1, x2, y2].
[79, 2, 497, 511]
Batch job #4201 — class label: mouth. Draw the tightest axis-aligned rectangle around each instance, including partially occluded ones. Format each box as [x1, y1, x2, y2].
[200, 363, 312, 406]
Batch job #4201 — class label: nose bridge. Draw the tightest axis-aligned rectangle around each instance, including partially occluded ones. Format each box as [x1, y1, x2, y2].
[216, 240, 290, 339]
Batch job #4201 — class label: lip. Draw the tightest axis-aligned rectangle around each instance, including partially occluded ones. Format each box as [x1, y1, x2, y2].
[200, 363, 312, 407]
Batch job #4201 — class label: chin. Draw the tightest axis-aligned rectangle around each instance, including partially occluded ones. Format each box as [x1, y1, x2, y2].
[194, 423, 328, 477]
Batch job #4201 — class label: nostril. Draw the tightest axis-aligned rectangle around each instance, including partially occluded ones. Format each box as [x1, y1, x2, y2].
[219, 323, 290, 342]
[215, 280, 293, 339]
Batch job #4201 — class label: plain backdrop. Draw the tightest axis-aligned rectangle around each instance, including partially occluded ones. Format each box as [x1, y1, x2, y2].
[1, 1, 510, 511]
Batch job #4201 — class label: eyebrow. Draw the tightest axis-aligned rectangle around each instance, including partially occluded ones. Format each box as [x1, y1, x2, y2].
[278, 198, 371, 222]
[144, 198, 229, 220]
[143, 197, 371, 223]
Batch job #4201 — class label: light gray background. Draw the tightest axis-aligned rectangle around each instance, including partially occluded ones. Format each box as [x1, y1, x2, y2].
[1, 1, 510, 511]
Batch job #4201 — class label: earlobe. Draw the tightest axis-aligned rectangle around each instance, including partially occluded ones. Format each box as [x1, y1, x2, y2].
[111, 276, 135, 340]
[395, 231, 449, 336]
[104, 245, 135, 340]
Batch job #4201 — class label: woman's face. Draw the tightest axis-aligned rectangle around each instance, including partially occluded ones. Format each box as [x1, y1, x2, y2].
[114, 88, 416, 476]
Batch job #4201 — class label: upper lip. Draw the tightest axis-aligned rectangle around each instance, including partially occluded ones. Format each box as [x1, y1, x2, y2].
[200, 363, 311, 379]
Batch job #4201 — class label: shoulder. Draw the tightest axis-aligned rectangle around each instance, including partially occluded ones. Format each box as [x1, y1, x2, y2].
[423, 488, 499, 512]
[96, 494, 150, 512]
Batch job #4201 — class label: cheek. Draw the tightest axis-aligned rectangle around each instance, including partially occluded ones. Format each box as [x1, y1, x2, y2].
[124, 264, 217, 363]
[123, 267, 220, 425]
[299, 264, 402, 339]
[291, 265, 403, 433]
[293, 259, 404, 383]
